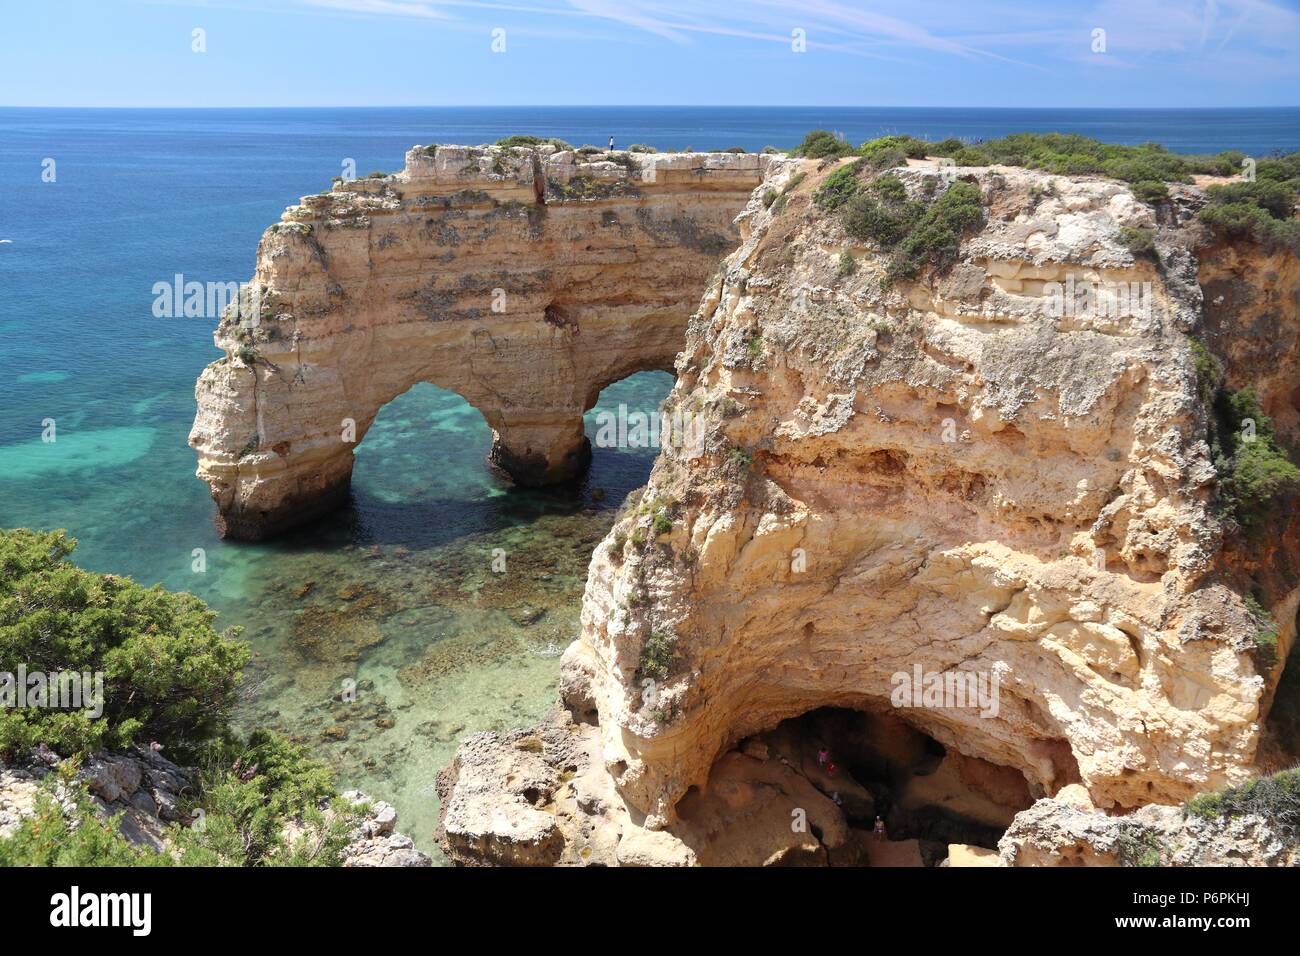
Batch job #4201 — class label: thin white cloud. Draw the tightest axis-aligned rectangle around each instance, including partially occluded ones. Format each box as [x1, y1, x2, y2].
[299, 0, 449, 16]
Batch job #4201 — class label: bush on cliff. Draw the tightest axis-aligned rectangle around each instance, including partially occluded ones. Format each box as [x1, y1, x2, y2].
[495, 135, 574, 151]
[1189, 340, 1300, 533]
[838, 175, 985, 283]
[813, 159, 867, 210]
[1185, 768, 1300, 843]
[792, 129, 854, 159]
[0, 782, 168, 867]
[169, 730, 357, 866]
[1199, 179, 1300, 256]
[0, 528, 368, 866]
[0, 733, 358, 867]
[858, 134, 928, 170]
[0, 529, 248, 762]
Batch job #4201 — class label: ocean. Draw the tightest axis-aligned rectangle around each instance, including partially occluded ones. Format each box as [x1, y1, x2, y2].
[2, 106, 1298, 858]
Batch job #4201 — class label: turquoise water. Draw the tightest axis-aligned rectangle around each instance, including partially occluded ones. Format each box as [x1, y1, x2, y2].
[3, 107, 1299, 857]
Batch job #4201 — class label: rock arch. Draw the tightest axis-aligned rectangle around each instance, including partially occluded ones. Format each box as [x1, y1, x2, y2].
[189, 145, 775, 539]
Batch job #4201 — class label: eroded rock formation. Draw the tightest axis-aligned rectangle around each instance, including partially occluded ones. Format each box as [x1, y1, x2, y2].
[441, 154, 1300, 865]
[189, 145, 771, 538]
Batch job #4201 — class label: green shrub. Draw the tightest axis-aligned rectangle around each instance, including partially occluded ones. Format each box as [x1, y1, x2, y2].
[652, 511, 673, 536]
[898, 180, 985, 278]
[1244, 595, 1279, 670]
[842, 190, 922, 248]
[627, 143, 657, 153]
[0, 784, 169, 867]
[0, 529, 249, 762]
[952, 146, 991, 167]
[1130, 180, 1169, 204]
[495, 135, 574, 150]
[1199, 179, 1300, 255]
[1120, 226, 1157, 257]
[727, 446, 753, 468]
[837, 250, 857, 277]
[1189, 340, 1300, 532]
[792, 129, 854, 159]
[761, 189, 778, 208]
[1185, 768, 1300, 843]
[171, 730, 349, 866]
[813, 159, 866, 210]
[858, 135, 928, 170]
[1183, 151, 1246, 177]
[637, 631, 677, 681]
[1115, 825, 1166, 867]
[930, 138, 966, 157]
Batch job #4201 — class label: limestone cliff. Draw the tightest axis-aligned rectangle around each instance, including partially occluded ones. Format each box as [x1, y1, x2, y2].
[189, 145, 769, 539]
[440, 155, 1300, 865]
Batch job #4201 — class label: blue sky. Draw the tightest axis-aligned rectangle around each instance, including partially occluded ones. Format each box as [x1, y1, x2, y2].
[2, 0, 1298, 107]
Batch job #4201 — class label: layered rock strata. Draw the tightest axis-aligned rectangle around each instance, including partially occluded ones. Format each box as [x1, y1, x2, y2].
[189, 146, 770, 539]
[442, 155, 1300, 865]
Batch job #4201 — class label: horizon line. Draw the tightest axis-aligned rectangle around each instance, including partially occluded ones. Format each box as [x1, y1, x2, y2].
[3, 104, 1299, 111]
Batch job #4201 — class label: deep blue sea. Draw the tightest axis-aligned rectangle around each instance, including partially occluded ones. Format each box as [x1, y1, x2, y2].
[2, 106, 1298, 855]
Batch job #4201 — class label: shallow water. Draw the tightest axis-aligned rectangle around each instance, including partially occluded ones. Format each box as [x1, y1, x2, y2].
[4, 106, 1298, 859]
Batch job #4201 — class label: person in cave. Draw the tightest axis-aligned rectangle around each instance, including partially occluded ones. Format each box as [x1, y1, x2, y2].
[873, 816, 888, 842]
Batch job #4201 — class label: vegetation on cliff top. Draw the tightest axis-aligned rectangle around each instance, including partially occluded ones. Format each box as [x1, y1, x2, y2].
[813, 164, 986, 284]
[791, 130, 1300, 216]
[494, 134, 574, 151]
[1199, 169, 1300, 255]
[0, 528, 361, 866]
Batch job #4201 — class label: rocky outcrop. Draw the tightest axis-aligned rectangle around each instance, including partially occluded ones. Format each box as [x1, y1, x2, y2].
[997, 792, 1298, 867]
[1, 746, 194, 851]
[0, 747, 430, 866]
[189, 145, 772, 539]
[441, 154, 1300, 865]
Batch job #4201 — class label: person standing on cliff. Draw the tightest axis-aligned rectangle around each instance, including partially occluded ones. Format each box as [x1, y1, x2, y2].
[608, 135, 615, 150]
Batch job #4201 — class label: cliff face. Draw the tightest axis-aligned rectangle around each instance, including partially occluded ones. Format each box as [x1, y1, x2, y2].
[440, 156, 1300, 865]
[188, 146, 770, 539]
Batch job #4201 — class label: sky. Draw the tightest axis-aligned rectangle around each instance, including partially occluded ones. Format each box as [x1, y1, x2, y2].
[1, 0, 1298, 108]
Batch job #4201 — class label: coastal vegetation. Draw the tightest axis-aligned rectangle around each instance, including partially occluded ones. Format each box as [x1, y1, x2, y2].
[814, 165, 986, 284]
[1188, 338, 1300, 534]
[1185, 767, 1300, 843]
[791, 130, 1300, 220]
[0, 528, 361, 866]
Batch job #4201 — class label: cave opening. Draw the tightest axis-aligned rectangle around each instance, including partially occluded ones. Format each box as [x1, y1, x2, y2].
[690, 706, 1036, 867]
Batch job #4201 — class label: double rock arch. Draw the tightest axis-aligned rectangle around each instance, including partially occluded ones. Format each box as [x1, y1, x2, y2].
[189, 144, 776, 539]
